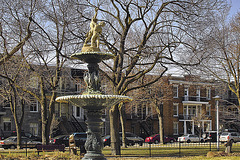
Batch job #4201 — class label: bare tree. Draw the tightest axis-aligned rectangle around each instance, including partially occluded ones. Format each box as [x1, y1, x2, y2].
[192, 12, 240, 108]
[82, 0, 227, 155]
[0, 0, 34, 65]
[130, 75, 172, 144]
[11, 0, 87, 144]
[0, 0, 37, 148]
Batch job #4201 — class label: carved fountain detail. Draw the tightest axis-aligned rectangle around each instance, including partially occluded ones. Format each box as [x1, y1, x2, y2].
[56, 9, 132, 160]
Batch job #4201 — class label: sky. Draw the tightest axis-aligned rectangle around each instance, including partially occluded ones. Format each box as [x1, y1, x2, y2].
[229, 0, 240, 18]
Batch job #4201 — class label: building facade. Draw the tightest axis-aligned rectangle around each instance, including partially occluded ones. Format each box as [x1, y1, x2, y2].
[123, 75, 217, 139]
[0, 67, 87, 138]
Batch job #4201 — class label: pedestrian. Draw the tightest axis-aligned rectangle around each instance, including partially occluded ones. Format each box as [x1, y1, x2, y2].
[225, 139, 232, 154]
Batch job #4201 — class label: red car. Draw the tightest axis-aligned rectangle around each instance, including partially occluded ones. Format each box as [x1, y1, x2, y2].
[145, 134, 175, 144]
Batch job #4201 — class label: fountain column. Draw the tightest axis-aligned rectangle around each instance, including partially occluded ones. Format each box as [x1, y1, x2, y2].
[83, 110, 105, 160]
[56, 8, 132, 160]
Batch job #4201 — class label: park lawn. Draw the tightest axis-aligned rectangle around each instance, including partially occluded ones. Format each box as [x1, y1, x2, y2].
[0, 145, 239, 159]
[103, 145, 240, 157]
[107, 156, 240, 160]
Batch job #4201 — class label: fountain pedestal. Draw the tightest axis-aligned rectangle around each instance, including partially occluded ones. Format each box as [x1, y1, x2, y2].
[56, 52, 132, 160]
[82, 110, 105, 160]
[56, 10, 132, 159]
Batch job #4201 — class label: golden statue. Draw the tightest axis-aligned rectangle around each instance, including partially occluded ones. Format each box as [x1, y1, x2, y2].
[83, 8, 105, 52]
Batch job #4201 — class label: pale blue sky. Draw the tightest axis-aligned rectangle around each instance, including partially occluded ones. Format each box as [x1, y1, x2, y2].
[229, 0, 240, 17]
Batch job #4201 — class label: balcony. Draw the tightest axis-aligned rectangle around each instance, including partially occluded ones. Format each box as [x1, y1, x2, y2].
[178, 114, 212, 120]
[182, 96, 210, 104]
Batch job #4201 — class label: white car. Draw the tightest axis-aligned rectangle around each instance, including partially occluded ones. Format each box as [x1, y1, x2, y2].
[178, 134, 204, 143]
[219, 132, 240, 143]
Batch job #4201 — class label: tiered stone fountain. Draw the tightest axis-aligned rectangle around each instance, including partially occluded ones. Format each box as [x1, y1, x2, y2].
[56, 9, 132, 160]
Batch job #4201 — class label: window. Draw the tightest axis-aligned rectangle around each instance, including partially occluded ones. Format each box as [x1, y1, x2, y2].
[73, 106, 84, 119]
[137, 105, 142, 118]
[196, 88, 200, 101]
[206, 105, 211, 116]
[206, 88, 211, 100]
[184, 87, 189, 101]
[75, 82, 82, 93]
[183, 106, 187, 115]
[60, 77, 65, 90]
[173, 85, 178, 98]
[3, 118, 11, 131]
[173, 122, 178, 135]
[147, 106, 152, 117]
[30, 123, 38, 136]
[30, 99, 38, 112]
[173, 104, 178, 116]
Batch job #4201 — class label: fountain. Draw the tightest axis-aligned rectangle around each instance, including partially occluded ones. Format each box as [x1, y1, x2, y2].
[56, 8, 132, 160]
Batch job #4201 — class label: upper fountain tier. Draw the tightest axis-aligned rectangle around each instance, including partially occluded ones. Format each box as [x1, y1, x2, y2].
[71, 47, 115, 64]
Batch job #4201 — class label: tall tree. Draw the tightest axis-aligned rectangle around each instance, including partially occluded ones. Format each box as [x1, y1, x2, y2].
[192, 12, 240, 108]
[0, 0, 36, 148]
[0, 56, 27, 149]
[8, 0, 87, 144]
[130, 75, 172, 144]
[20, 0, 86, 144]
[82, 0, 227, 155]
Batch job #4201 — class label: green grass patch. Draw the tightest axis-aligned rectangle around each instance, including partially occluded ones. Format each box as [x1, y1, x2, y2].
[0, 144, 239, 159]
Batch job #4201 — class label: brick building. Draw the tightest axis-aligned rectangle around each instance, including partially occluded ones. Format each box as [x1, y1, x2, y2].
[0, 67, 87, 138]
[122, 75, 217, 139]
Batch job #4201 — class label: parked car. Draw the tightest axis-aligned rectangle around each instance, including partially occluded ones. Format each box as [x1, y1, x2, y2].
[219, 132, 240, 143]
[0, 136, 41, 149]
[145, 134, 176, 144]
[103, 132, 144, 146]
[202, 131, 217, 142]
[103, 135, 111, 146]
[177, 134, 204, 143]
[70, 132, 87, 148]
[123, 132, 144, 146]
[10, 131, 41, 141]
[50, 135, 69, 147]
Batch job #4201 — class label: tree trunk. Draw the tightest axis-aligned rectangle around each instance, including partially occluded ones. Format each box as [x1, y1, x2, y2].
[41, 101, 48, 144]
[119, 103, 127, 148]
[16, 125, 22, 149]
[109, 104, 121, 155]
[155, 102, 164, 144]
[158, 114, 164, 144]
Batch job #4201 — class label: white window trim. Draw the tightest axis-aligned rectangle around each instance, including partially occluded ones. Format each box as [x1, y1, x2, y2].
[173, 103, 179, 117]
[206, 87, 211, 100]
[173, 85, 178, 98]
[173, 122, 178, 135]
[196, 87, 200, 97]
[30, 123, 38, 136]
[73, 105, 84, 119]
[206, 105, 211, 116]
[30, 101, 39, 112]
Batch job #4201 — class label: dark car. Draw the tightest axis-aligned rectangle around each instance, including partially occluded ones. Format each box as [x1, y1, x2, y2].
[0, 136, 41, 149]
[11, 131, 41, 141]
[145, 134, 176, 144]
[50, 135, 69, 147]
[103, 132, 144, 146]
[103, 135, 111, 146]
[202, 131, 217, 142]
[70, 132, 87, 148]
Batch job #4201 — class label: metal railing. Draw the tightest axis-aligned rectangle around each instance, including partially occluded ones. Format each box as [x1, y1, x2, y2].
[182, 96, 209, 102]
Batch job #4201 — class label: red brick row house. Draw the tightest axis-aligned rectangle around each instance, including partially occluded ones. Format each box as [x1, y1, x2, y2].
[121, 75, 217, 138]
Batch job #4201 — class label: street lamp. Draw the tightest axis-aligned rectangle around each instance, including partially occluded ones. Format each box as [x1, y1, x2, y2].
[213, 95, 221, 151]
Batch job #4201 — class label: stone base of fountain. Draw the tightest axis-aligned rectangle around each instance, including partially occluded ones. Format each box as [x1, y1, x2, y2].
[82, 151, 106, 160]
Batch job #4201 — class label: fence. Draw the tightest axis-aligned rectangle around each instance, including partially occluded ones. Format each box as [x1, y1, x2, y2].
[103, 141, 240, 158]
[0, 141, 239, 158]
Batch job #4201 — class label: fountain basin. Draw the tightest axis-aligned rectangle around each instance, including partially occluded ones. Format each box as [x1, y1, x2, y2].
[56, 94, 132, 110]
[71, 52, 115, 63]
